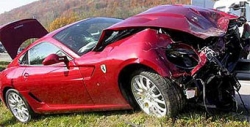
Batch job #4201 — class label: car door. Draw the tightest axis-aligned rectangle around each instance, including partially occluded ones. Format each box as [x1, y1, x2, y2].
[19, 42, 93, 105]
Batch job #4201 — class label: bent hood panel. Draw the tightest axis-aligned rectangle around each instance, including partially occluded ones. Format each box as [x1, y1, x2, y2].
[104, 5, 237, 39]
[0, 19, 48, 59]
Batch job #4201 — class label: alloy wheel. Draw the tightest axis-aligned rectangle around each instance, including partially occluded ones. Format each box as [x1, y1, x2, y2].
[6, 91, 30, 123]
[131, 75, 167, 117]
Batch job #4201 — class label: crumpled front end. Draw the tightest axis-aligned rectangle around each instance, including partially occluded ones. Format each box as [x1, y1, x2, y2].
[154, 20, 242, 113]
[95, 4, 241, 114]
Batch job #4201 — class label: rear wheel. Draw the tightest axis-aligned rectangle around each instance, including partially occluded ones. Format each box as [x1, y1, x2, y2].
[130, 70, 184, 117]
[5, 89, 34, 123]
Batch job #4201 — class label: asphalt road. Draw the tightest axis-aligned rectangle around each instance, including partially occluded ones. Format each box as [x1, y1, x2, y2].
[236, 80, 250, 109]
[0, 53, 12, 62]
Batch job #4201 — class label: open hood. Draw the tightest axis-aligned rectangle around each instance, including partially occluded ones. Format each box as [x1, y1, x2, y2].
[0, 19, 48, 59]
[108, 5, 238, 38]
[96, 5, 238, 49]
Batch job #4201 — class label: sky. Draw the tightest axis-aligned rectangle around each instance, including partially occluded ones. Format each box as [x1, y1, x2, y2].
[0, 0, 38, 14]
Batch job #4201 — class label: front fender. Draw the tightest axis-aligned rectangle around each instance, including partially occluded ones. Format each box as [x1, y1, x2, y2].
[116, 57, 172, 78]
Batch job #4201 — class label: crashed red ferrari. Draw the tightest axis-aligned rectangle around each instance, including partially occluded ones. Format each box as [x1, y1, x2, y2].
[0, 5, 248, 123]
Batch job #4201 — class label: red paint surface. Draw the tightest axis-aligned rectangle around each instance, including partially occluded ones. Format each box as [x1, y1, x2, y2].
[0, 5, 238, 114]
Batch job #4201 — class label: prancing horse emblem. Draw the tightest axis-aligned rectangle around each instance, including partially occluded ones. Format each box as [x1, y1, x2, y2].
[101, 64, 107, 73]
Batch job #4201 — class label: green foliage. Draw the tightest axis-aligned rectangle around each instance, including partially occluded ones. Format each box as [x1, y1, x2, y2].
[20, 39, 36, 49]
[0, 101, 250, 127]
[0, 61, 10, 65]
[49, 12, 80, 31]
[0, 61, 9, 71]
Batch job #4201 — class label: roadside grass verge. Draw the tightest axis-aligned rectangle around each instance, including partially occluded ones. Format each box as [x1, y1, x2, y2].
[0, 62, 249, 126]
[1, 101, 249, 127]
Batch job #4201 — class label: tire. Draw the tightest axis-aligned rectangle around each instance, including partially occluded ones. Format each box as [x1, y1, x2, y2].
[5, 89, 34, 123]
[130, 70, 184, 117]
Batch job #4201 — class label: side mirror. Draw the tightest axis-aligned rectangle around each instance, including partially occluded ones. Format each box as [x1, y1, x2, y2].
[42, 54, 68, 65]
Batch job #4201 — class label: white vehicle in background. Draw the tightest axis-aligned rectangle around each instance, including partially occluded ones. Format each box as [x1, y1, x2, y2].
[192, 0, 250, 59]
[214, 0, 250, 20]
[192, 0, 250, 24]
[192, 0, 250, 22]
[191, 0, 250, 10]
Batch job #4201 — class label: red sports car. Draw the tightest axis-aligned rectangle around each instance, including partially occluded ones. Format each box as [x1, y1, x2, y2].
[0, 5, 246, 123]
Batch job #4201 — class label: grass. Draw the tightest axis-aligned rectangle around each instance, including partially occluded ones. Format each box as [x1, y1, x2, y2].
[0, 61, 249, 126]
[1, 101, 250, 127]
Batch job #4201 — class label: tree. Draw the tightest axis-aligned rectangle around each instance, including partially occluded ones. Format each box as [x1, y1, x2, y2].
[48, 12, 79, 31]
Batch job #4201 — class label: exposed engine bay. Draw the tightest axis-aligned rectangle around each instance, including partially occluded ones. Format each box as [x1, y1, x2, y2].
[161, 17, 247, 113]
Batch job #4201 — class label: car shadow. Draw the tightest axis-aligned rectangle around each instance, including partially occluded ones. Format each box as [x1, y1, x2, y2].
[37, 109, 135, 118]
[0, 117, 17, 126]
[32, 106, 250, 124]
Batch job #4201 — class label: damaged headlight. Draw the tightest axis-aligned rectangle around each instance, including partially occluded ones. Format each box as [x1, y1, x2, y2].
[165, 43, 199, 70]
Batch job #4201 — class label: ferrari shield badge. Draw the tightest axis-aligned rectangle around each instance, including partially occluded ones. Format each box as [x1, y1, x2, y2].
[101, 64, 107, 73]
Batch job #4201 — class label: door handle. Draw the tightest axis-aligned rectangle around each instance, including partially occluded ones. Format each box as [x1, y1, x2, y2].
[23, 72, 29, 78]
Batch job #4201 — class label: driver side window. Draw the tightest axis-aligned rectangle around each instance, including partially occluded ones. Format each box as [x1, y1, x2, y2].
[19, 42, 67, 65]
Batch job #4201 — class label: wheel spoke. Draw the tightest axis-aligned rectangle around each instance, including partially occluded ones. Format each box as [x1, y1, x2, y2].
[139, 76, 147, 90]
[154, 106, 162, 114]
[12, 107, 19, 111]
[14, 94, 19, 102]
[146, 78, 151, 89]
[152, 93, 161, 98]
[8, 99, 16, 104]
[9, 95, 16, 104]
[19, 100, 25, 105]
[154, 98, 165, 104]
[149, 84, 156, 92]
[133, 84, 143, 93]
[21, 106, 28, 111]
[136, 97, 144, 105]
[148, 104, 161, 116]
[20, 112, 24, 120]
[134, 91, 143, 97]
[22, 109, 29, 116]
[17, 97, 23, 103]
[17, 111, 22, 119]
[135, 78, 143, 89]
[8, 103, 16, 107]
[154, 103, 166, 111]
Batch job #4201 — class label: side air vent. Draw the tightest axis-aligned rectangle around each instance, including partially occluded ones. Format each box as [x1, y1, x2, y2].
[28, 92, 42, 102]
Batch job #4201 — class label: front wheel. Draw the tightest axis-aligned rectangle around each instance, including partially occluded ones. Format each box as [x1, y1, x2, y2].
[130, 70, 184, 117]
[5, 89, 34, 123]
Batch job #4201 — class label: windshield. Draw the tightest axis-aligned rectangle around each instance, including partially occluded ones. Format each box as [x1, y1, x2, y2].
[53, 17, 122, 56]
